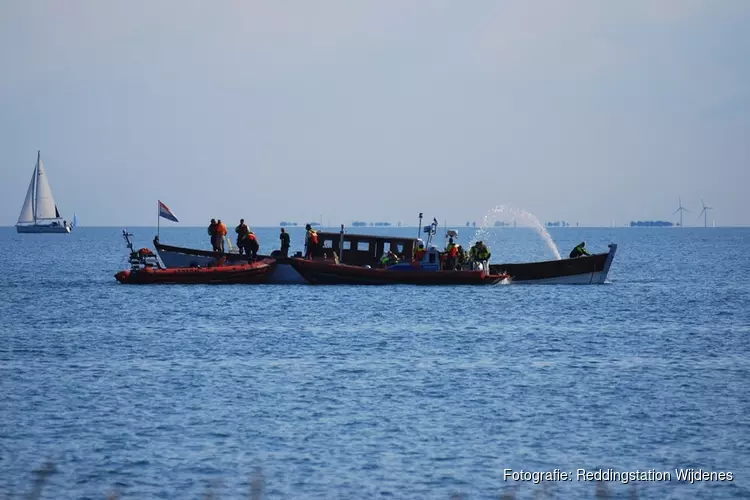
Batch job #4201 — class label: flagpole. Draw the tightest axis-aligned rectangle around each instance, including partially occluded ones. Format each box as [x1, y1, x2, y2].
[157, 200, 160, 242]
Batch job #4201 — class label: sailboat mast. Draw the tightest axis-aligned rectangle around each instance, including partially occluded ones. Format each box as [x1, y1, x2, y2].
[32, 150, 40, 223]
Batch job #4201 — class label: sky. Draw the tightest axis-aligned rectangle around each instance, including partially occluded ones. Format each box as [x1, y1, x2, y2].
[1, 0, 748, 227]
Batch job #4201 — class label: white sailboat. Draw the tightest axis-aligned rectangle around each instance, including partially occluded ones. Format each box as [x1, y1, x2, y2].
[16, 151, 72, 234]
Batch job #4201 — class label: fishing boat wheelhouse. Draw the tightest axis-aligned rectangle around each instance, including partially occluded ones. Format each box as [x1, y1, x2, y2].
[314, 229, 418, 267]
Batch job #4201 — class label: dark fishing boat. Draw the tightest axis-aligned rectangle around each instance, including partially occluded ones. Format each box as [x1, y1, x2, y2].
[489, 244, 617, 284]
[153, 238, 264, 267]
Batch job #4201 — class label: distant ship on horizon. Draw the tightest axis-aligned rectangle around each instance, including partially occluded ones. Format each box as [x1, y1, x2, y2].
[630, 220, 674, 227]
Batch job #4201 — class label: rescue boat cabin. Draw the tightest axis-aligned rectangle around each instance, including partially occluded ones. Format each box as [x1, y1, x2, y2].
[315, 230, 418, 267]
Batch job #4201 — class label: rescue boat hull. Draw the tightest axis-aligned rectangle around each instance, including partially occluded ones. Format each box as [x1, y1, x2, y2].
[288, 258, 510, 285]
[114, 259, 276, 285]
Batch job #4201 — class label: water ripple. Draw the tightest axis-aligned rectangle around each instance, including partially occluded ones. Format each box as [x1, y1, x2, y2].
[0, 227, 748, 498]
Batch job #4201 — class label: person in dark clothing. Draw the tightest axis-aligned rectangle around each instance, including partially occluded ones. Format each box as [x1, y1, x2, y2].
[235, 219, 250, 255]
[569, 241, 591, 258]
[208, 219, 221, 252]
[456, 245, 467, 270]
[304, 224, 319, 259]
[279, 228, 290, 258]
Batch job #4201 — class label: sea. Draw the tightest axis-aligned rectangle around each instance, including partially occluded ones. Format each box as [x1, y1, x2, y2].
[1, 225, 748, 499]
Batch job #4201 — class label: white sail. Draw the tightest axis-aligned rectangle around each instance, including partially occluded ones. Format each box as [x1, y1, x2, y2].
[17, 165, 37, 224]
[34, 158, 60, 220]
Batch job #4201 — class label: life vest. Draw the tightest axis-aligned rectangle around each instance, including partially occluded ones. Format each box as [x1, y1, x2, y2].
[446, 243, 458, 257]
[236, 224, 249, 238]
[414, 248, 426, 261]
[217, 223, 227, 236]
[309, 230, 319, 245]
[248, 232, 257, 242]
[381, 253, 397, 266]
[476, 246, 490, 260]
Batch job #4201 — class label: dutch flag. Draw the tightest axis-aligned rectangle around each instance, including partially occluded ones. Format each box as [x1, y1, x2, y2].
[158, 200, 179, 223]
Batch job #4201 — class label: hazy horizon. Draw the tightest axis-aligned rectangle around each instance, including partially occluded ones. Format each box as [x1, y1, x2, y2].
[2, 1, 748, 227]
[2, 222, 745, 229]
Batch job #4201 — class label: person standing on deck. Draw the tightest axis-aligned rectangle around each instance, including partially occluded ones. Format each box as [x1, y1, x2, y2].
[235, 219, 250, 255]
[216, 219, 228, 252]
[208, 219, 221, 252]
[444, 237, 458, 270]
[469, 242, 478, 265]
[569, 242, 591, 258]
[413, 240, 426, 262]
[279, 228, 290, 257]
[304, 224, 319, 259]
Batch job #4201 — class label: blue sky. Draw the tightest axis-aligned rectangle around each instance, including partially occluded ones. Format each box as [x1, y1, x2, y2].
[1, 0, 748, 226]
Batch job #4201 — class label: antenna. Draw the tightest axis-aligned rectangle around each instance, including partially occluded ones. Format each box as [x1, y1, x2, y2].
[697, 198, 713, 228]
[672, 196, 689, 227]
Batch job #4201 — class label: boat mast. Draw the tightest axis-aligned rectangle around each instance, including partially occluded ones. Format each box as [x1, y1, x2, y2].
[32, 150, 40, 224]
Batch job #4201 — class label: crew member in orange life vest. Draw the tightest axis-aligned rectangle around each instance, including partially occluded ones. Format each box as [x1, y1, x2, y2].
[216, 219, 228, 253]
[444, 237, 458, 270]
[305, 224, 319, 259]
[246, 231, 260, 260]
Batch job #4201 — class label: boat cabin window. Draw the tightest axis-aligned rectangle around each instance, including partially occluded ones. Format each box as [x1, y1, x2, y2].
[314, 231, 416, 267]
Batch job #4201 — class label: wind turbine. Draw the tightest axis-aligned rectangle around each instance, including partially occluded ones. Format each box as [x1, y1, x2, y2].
[673, 197, 689, 227]
[698, 198, 713, 228]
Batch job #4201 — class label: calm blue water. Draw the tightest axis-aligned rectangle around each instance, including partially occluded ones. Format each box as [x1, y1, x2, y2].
[1, 226, 749, 499]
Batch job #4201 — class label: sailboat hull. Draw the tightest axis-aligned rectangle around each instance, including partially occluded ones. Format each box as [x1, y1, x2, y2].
[16, 224, 71, 234]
